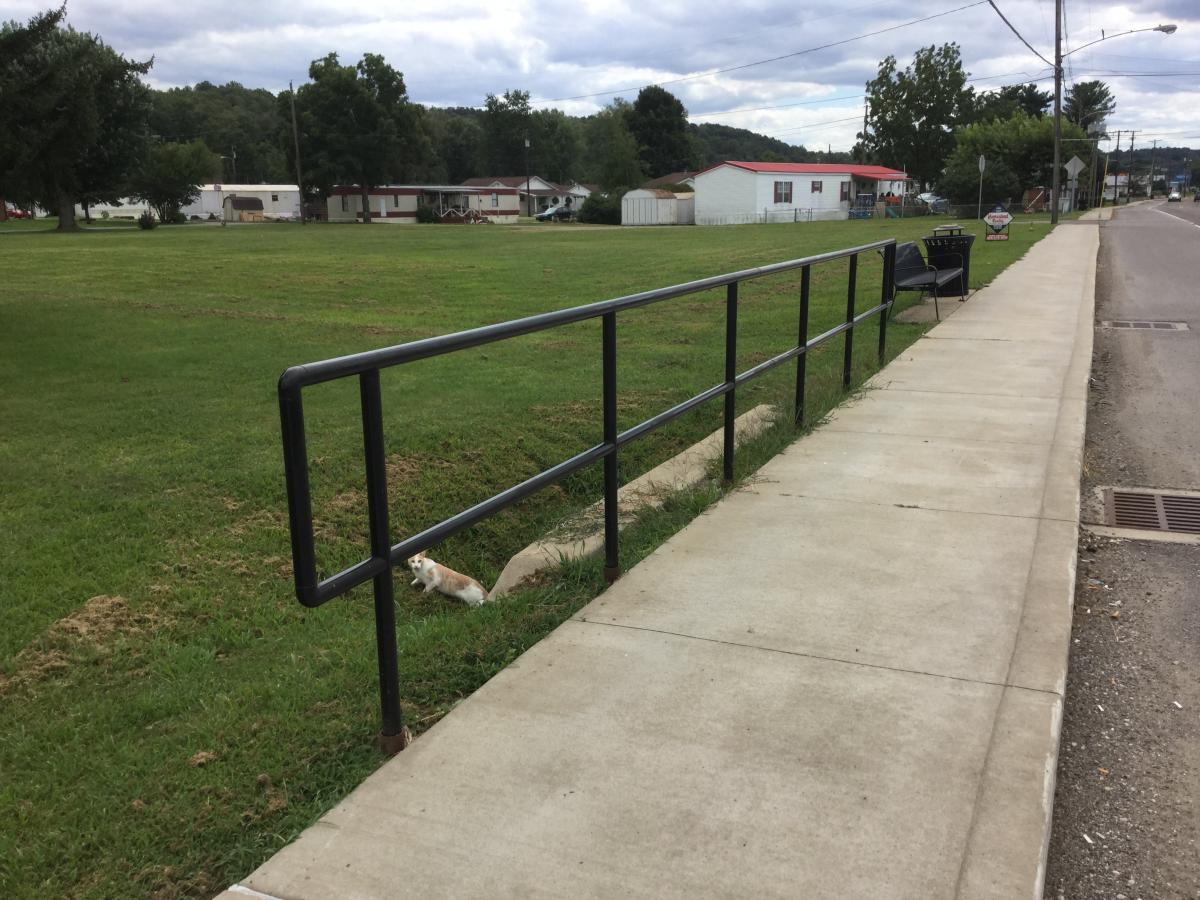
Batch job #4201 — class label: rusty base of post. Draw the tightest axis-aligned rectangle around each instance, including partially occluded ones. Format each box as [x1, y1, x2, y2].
[603, 565, 620, 584]
[377, 725, 412, 756]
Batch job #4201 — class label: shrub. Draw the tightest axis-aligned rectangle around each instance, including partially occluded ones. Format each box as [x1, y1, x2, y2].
[578, 191, 621, 225]
[137, 212, 157, 230]
[416, 204, 437, 224]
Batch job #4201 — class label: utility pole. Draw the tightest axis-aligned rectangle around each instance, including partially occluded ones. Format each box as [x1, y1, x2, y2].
[523, 136, 531, 219]
[1127, 131, 1137, 201]
[1147, 139, 1158, 198]
[1051, 0, 1063, 224]
[289, 81, 306, 224]
[1112, 130, 1122, 204]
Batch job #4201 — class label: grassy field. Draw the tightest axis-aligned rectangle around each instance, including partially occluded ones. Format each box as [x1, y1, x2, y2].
[0, 214, 1052, 896]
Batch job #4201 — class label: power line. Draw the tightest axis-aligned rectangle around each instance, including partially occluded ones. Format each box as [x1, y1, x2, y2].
[531, 0, 989, 105]
[986, 0, 1054, 67]
[687, 69, 1049, 122]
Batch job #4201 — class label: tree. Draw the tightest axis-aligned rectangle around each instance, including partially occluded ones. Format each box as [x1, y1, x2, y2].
[580, 101, 644, 191]
[150, 81, 289, 183]
[482, 90, 532, 174]
[424, 109, 484, 184]
[854, 44, 974, 189]
[129, 140, 220, 221]
[936, 112, 1087, 203]
[0, 6, 66, 220]
[0, 11, 152, 230]
[627, 85, 695, 178]
[971, 83, 1052, 123]
[532, 109, 580, 184]
[294, 52, 427, 222]
[1064, 80, 1115, 132]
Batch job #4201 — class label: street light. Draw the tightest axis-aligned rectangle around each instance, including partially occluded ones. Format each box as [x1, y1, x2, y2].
[1051, 17, 1177, 224]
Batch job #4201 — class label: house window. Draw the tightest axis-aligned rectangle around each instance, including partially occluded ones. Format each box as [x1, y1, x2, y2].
[811, 180, 823, 193]
[271, 193, 279, 202]
[840, 181, 851, 202]
[393, 195, 399, 208]
[491, 192, 499, 208]
[773, 181, 793, 204]
[341, 194, 348, 212]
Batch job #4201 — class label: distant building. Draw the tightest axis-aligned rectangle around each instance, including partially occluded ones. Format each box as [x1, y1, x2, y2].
[643, 171, 698, 191]
[461, 176, 592, 216]
[620, 189, 695, 226]
[1103, 173, 1130, 202]
[693, 161, 909, 225]
[182, 184, 301, 220]
[326, 185, 520, 223]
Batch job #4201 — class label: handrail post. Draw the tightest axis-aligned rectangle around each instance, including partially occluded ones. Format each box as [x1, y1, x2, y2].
[602, 312, 619, 583]
[795, 265, 811, 425]
[723, 282, 738, 483]
[360, 369, 407, 753]
[843, 254, 858, 388]
[279, 384, 319, 607]
[878, 242, 895, 364]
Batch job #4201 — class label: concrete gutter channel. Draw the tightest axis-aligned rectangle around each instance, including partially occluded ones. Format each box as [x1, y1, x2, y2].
[221, 222, 1099, 899]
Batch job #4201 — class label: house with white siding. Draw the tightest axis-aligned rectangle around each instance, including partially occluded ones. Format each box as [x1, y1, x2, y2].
[693, 161, 909, 225]
[461, 176, 592, 216]
[326, 185, 520, 223]
[182, 184, 301, 220]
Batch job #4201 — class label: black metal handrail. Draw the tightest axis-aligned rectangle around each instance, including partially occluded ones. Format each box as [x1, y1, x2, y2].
[279, 238, 897, 749]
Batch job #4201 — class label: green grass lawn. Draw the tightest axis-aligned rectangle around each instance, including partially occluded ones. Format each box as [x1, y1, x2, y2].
[0, 215, 1052, 897]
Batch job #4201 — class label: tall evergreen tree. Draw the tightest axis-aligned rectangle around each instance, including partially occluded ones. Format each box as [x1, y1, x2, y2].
[1064, 80, 1115, 133]
[628, 85, 695, 178]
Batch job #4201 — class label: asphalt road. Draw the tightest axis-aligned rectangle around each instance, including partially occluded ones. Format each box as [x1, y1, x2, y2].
[1045, 201, 1200, 899]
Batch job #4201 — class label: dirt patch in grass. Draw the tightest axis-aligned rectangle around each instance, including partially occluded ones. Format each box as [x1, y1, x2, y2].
[1, 595, 172, 694]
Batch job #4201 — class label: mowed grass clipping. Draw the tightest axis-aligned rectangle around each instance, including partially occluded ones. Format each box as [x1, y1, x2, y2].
[0, 215, 1050, 896]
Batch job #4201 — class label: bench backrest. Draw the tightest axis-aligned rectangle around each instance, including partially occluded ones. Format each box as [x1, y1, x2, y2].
[894, 241, 925, 272]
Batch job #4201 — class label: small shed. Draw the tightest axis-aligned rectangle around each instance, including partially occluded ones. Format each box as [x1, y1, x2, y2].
[223, 195, 264, 222]
[621, 188, 679, 226]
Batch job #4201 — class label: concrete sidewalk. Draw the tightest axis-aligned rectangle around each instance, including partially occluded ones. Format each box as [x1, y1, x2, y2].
[223, 223, 1098, 900]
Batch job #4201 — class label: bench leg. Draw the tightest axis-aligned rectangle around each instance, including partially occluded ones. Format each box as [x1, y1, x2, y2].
[932, 285, 940, 321]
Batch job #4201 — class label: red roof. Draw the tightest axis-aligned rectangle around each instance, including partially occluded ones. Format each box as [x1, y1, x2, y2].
[698, 161, 909, 180]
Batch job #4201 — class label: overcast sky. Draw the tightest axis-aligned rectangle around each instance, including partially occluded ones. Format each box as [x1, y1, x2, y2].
[5, 0, 1198, 157]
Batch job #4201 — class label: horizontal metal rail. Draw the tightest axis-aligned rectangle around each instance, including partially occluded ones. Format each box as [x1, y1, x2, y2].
[278, 238, 898, 747]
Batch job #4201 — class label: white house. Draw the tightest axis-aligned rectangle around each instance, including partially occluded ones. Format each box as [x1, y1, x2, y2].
[181, 184, 301, 220]
[326, 185, 520, 223]
[1103, 173, 1130, 202]
[693, 161, 910, 225]
[461, 176, 592, 216]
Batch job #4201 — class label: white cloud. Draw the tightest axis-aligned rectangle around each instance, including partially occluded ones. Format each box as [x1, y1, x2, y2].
[3, 0, 1196, 151]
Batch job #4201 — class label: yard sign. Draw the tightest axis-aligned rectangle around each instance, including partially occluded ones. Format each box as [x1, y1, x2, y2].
[983, 205, 1013, 241]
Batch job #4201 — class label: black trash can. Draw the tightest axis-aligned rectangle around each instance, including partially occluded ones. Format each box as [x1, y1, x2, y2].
[922, 233, 975, 297]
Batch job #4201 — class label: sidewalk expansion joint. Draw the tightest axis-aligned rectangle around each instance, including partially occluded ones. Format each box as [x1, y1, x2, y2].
[754, 490, 1077, 525]
[572, 618, 1063, 698]
[820, 426, 1056, 448]
[878, 386, 1067, 401]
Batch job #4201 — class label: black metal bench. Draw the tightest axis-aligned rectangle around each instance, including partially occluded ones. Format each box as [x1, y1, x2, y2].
[892, 240, 964, 321]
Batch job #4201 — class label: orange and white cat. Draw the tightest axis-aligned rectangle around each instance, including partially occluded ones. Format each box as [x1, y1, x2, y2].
[407, 552, 489, 607]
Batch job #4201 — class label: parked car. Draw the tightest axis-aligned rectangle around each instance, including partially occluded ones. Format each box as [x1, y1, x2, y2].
[535, 204, 575, 222]
[1167, 190, 1182, 202]
[4, 205, 32, 219]
[917, 192, 950, 214]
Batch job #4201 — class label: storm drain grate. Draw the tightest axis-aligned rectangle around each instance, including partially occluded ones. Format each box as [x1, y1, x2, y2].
[1105, 489, 1200, 534]
[1099, 320, 1189, 331]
